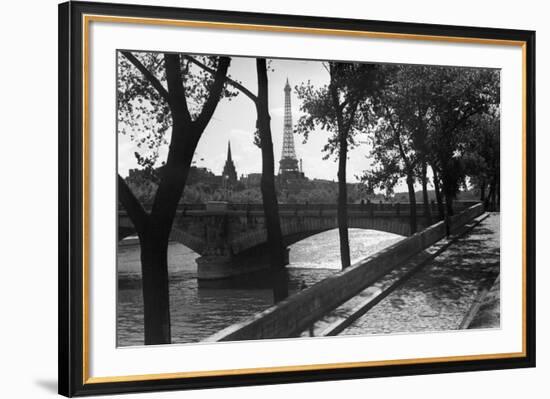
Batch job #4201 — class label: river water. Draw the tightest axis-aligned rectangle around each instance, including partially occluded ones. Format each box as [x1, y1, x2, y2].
[117, 229, 403, 346]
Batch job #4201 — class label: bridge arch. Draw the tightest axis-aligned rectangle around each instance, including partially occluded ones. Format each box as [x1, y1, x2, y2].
[169, 228, 206, 254]
[118, 226, 207, 255]
[119, 226, 136, 241]
[229, 216, 413, 255]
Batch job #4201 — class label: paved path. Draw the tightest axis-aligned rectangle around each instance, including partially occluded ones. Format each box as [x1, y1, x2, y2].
[340, 214, 500, 336]
[464, 276, 500, 329]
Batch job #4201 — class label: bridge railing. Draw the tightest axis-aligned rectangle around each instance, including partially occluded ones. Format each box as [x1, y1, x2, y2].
[226, 200, 477, 213]
[119, 200, 479, 216]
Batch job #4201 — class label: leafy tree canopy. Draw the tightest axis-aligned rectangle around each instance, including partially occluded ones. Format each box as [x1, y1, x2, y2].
[117, 52, 237, 175]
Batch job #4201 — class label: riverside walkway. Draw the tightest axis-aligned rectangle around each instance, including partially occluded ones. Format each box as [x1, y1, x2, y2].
[339, 213, 500, 336]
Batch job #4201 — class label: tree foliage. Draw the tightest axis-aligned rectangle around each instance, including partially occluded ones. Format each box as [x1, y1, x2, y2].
[295, 62, 386, 159]
[362, 65, 500, 218]
[462, 108, 500, 209]
[117, 53, 236, 180]
[427, 67, 500, 208]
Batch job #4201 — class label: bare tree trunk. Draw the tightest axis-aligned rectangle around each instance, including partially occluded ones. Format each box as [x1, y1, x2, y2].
[421, 161, 432, 225]
[492, 174, 497, 212]
[432, 164, 452, 236]
[495, 173, 500, 211]
[432, 166, 445, 220]
[338, 132, 351, 268]
[256, 59, 286, 269]
[139, 232, 171, 344]
[431, 164, 445, 220]
[406, 173, 418, 234]
[118, 172, 174, 345]
[484, 183, 493, 211]
[327, 65, 352, 270]
[118, 173, 174, 345]
[145, 153, 194, 344]
[140, 121, 197, 344]
[444, 192, 454, 217]
[272, 269, 289, 304]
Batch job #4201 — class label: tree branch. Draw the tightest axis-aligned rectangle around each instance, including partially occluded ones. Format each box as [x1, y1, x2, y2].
[118, 174, 149, 237]
[385, 105, 413, 172]
[163, 53, 192, 124]
[194, 57, 232, 132]
[339, 98, 349, 112]
[343, 99, 360, 135]
[121, 51, 170, 104]
[455, 106, 484, 130]
[184, 55, 257, 102]
[329, 79, 345, 139]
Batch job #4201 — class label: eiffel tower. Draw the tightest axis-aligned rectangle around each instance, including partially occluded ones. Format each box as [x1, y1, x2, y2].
[278, 78, 302, 177]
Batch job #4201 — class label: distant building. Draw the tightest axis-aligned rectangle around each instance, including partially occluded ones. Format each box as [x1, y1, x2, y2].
[242, 173, 262, 188]
[127, 167, 156, 181]
[221, 141, 238, 184]
[187, 166, 221, 188]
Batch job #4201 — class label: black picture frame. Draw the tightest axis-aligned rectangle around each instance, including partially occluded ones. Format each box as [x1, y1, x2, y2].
[59, 1, 536, 396]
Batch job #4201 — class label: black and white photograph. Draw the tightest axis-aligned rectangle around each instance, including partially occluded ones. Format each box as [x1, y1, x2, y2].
[0, 0, 543, 397]
[116, 51, 501, 346]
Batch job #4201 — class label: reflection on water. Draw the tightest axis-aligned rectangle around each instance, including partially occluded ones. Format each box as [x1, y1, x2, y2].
[117, 228, 403, 346]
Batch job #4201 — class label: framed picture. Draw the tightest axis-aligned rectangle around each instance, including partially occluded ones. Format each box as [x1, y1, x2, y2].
[59, 1, 535, 396]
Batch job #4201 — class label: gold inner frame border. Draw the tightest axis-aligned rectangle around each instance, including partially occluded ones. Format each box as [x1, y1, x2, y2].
[81, 13, 528, 385]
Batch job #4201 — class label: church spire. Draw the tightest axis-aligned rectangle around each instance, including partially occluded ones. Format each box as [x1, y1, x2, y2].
[222, 140, 238, 184]
[227, 141, 233, 162]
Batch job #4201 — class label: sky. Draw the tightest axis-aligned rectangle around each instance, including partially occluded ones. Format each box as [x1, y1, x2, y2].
[117, 54, 376, 184]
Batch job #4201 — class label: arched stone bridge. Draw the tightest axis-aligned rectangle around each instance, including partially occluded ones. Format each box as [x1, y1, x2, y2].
[119, 201, 476, 280]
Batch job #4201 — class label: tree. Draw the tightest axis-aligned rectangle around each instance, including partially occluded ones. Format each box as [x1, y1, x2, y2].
[117, 52, 232, 344]
[361, 66, 499, 230]
[184, 56, 286, 270]
[427, 67, 499, 216]
[462, 109, 500, 210]
[362, 65, 440, 234]
[362, 79, 420, 234]
[296, 62, 385, 268]
[397, 66, 436, 225]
